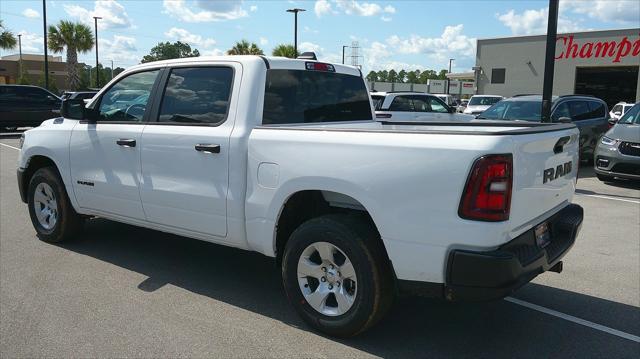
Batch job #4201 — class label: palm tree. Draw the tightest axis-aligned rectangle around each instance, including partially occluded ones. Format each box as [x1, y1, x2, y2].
[272, 44, 298, 59]
[47, 20, 94, 90]
[0, 20, 17, 50]
[227, 40, 263, 55]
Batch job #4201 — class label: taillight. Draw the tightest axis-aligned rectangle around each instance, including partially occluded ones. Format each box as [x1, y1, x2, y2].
[458, 154, 513, 222]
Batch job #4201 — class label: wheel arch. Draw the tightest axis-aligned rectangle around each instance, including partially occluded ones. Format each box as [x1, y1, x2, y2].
[20, 155, 64, 204]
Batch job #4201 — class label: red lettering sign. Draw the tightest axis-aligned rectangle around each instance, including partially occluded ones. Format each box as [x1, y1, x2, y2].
[555, 35, 640, 63]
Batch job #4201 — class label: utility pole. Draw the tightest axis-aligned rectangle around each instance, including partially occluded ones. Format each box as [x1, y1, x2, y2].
[541, 0, 559, 123]
[42, 0, 49, 90]
[286, 8, 305, 56]
[18, 34, 22, 79]
[447, 58, 455, 95]
[342, 45, 349, 64]
[93, 16, 102, 87]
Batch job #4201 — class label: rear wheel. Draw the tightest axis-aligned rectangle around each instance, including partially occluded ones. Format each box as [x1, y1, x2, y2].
[27, 167, 84, 243]
[282, 214, 394, 337]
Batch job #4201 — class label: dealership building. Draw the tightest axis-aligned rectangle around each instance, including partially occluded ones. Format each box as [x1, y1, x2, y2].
[475, 28, 640, 107]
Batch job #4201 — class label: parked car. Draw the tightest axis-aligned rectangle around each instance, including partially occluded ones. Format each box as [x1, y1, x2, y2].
[609, 102, 634, 123]
[463, 95, 503, 115]
[61, 91, 98, 101]
[456, 98, 469, 113]
[595, 102, 640, 182]
[433, 93, 456, 107]
[477, 95, 609, 161]
[372, 91, 474, 122]
[0, 85, 61, 131]
[17, 56, 583, 337]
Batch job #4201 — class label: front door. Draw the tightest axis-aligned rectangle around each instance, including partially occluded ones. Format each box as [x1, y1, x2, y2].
[139, 65, 238, 238]
[69, 69, 162, 220]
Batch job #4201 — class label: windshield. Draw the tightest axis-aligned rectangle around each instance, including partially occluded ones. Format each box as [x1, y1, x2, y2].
[469, 96, 501, 106]
[478, 100, 542, 121]
[618, 104, 640, 124]
[263, 69, 372, 124]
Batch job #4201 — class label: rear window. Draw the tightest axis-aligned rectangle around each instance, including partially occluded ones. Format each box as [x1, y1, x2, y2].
[371, 95, 384, 110]
[262, 69, 372, 125]
[479, 100, 541, 121]
[469, 96, 501, 106]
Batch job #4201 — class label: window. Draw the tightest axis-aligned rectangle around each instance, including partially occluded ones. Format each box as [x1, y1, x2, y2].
[427, 97, 449, 113]
[491, 68, 506, 84]
[618, 104, 639, 125]
[263, 70, 372, 124]
[551, 102, 571, 121]
[371, 95, 384, 110]
[587, 101, 606, 119]
[389, 96, 414, 111]
[469, 96, 502, 106]
[411, 96, 430, 112]
[97, 69, 160, 122]
[157, 67, 233, 125]
[568, 101, 591, 121]
[611, 105, 622, 113]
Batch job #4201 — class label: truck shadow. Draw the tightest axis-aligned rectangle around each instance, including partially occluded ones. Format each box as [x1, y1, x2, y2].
[58, 218, 639, 358]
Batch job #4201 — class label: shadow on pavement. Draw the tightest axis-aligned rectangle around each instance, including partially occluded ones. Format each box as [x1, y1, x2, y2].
[57, 218, 639, 358]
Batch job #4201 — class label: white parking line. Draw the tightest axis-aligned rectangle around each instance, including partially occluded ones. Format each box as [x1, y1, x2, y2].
[576, 193, 640, 204]
[505, 297, 640, 343]
[0, 143, 20, 150]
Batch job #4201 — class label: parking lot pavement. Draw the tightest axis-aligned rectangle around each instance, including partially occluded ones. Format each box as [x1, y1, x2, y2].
[1, 137, 639, 358]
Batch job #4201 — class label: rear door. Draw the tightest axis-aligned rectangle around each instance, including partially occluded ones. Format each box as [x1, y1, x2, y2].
[384, 95, 417, 121]
[139, 64, 238, 239]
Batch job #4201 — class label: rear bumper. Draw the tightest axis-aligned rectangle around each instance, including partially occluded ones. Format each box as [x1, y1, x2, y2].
[442, 203, 583, 301]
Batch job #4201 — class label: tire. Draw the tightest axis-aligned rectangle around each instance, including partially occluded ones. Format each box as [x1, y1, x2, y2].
[596, 173, 615, 182]
[27, 166, 84, 243]
[282, 214, 394, 337]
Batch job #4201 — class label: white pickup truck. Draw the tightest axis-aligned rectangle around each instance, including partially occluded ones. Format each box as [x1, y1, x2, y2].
[17, 55, 583, 337]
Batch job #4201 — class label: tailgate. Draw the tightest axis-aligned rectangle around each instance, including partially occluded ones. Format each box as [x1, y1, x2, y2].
[508, 127, 580, 235]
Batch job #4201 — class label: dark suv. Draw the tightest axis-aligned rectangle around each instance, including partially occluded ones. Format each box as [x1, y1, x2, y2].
[0, 85, 62, 131]
[477, 95, 609, 160]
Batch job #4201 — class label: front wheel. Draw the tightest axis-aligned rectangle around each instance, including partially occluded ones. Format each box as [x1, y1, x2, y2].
[27, 167, 84, 243]
[282, 214, 394, 337]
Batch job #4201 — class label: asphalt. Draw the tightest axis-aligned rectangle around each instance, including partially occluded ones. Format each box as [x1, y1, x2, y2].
[1, 134, 639, 358]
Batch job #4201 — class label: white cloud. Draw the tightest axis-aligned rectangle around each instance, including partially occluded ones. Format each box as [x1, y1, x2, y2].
[64, 0, 133, 30]
[385, 24, 476, 64]
[259, 37, 268, 46]
[22, 8, 40, 18]
[563, 0, 639, 24]
[16, 31, 44, 52]
[304, 26, 319, 34]
[497, 8, 585, 35]
[298, 41, 341, 63]
[250, 5, 258, 12]
[163, 0, 248, 22]
[299, 41, 323, 54]
[99, 35, 139, 63]
[314, 0, 334, 17]
[202, 48, 225, 56]
[165, 27, 216, 48]
[380, 16, 391, 22]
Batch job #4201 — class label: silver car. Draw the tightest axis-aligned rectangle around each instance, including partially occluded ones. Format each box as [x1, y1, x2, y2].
[594, 103, 640, 182]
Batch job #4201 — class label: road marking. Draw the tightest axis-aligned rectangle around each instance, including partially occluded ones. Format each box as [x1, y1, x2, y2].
[576, 193, 640, 204]
[0, 143, 20, 150]
[505, 297, 640, 343]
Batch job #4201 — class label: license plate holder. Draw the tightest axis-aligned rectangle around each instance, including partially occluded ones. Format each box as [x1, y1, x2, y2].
[535, 222, 551, 248]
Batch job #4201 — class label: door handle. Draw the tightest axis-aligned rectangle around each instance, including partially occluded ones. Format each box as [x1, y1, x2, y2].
[195, 144, 220, 154]
[116, 139, 136, 147]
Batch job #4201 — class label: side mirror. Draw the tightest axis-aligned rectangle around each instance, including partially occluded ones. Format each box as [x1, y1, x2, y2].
[61, 98, 97, 122]
[557, 116, 572, 123]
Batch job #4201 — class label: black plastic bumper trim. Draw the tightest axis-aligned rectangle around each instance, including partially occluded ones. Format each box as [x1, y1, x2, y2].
[17, 168, 27, 203]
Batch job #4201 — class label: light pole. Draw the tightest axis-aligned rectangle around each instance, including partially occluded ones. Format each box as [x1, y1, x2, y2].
[447, 58, 455, 95]
[93, 16, 102, 87]
[286, 8, 305, 57]
[18, 34, 22, 79]
[342, 45, 350, 64]
[42, 0, 49, 90]
[541, 0, 559, 123]
[110, 59, 114, 80]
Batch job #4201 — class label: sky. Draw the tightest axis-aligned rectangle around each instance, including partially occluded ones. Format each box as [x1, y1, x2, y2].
[1, 0, 638, 74]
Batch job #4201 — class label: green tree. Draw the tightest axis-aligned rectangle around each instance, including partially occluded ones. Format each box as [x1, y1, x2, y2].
[141, 41, 200, 63]
[397, 69, 407, 83]
[438, 69, 449, 80]
[0, 20, 17, 50]
[406, 70, 419, 84]
[227, 40, 264, 55]
[272, 44, 298, 58]
[387, 69, 398, 83]
[378, 70, 388, 82]
[365, 71, 379, 82]
[47, 20, 94, 90]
